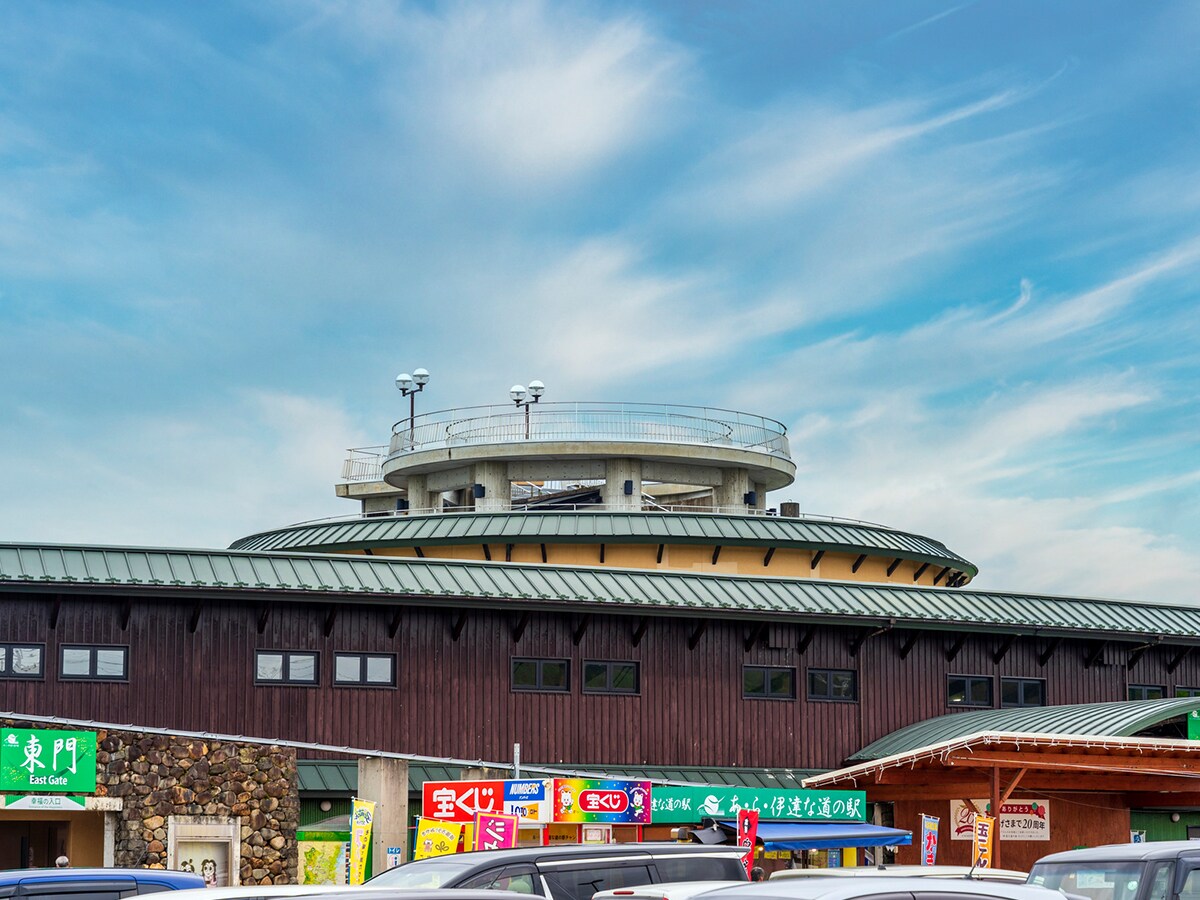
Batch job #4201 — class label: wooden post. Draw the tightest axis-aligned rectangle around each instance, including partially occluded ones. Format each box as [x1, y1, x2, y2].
[991, 766, 1001, 869]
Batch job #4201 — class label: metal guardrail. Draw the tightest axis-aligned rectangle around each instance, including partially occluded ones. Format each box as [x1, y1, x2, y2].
[383, 402, 791, 461]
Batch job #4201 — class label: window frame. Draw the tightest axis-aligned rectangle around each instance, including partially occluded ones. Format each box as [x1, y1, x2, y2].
[947, 673, 994, 708]
[743, 665, 796, 700]
[1129, 683, 1166, 701]
[582, 660, 641, 695]
[1176, 686, 1200, 698]
[254, 649, 320, 686]
[806, 667, 858, 703]
[0, 642, 46, 680]
[58, 644, 129, 682]
[333, 652, 397, 688]
[511, 657, 571, 693]
[1000, 676, 1046, 708]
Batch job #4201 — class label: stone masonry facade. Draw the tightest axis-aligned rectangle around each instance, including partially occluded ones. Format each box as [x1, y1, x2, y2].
[94, 728, 300, 883]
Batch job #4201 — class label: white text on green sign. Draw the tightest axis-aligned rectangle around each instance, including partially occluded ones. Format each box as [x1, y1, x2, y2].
[0, 729, 97, 793]
[650, 787, 865, 824]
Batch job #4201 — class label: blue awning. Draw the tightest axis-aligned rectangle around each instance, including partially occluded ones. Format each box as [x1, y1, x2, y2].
[718, 821, 912, 851]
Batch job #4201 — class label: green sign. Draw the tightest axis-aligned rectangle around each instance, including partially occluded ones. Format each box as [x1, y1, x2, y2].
[0, 729, 97, 793]
[1190, 711, 1200, 741]
[650, 786, 866, 824]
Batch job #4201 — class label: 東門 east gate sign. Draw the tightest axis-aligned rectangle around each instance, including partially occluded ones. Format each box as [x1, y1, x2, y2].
[0, 728, 97, 793]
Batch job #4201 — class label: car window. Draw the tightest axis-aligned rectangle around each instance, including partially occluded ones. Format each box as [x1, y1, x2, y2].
[1030, 861, 1147, 900]
[461, 869, 508, 890]
[1145, 863, 1173, 900]
[20, 892, 126, 900]
[542, 864, 655, 900]
[654, 856, 745, 883]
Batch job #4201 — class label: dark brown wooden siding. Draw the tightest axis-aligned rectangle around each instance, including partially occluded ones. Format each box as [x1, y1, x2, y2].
[2, 589, 1197, 770]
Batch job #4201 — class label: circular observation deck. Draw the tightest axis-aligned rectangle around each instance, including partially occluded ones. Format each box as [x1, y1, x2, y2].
[379, 402, 796, 512]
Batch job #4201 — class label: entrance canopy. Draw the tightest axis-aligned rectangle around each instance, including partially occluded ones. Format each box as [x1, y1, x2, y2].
[718, 821, 912, 851]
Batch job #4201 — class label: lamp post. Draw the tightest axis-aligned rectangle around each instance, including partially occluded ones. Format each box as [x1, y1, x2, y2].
[509, 379, 545, 439]
[395, 368, 430, 447]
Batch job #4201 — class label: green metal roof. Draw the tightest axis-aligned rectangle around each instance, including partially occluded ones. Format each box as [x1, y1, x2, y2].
[229, 511, 977, 577]
[2, 542, 1199, 643]
[849, 696, 1200, 761]
[295, 760, 824, 795]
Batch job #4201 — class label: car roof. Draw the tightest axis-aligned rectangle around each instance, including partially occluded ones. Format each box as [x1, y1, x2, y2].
[0, 869, 204, 887]
[299, 891, 535, 900]
[1033, 841, 1200, 864]
[166, 887, 406, 900]
[687, 877, 1062, 900]
[375, 842, 741, 875]
[593, 881, 746, 900]
[770, 868, 1027, 881]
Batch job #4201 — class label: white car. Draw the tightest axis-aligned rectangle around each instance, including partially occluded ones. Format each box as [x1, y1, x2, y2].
[769, 866, 1027, 884]
[593, 881, 747, 900]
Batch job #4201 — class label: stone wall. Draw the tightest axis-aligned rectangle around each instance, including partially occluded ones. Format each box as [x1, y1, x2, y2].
[94, 729, 299, 884]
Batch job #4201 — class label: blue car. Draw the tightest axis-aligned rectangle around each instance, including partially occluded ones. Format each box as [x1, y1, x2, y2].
[0, 867, 205, 899]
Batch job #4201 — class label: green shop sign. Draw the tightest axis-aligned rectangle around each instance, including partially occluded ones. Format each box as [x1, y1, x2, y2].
[0, 729, 97, 793]
[651, 786, 866, 824]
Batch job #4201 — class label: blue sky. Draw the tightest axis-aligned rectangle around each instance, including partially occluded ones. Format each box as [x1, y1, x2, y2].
[1, 1, 1198, 604]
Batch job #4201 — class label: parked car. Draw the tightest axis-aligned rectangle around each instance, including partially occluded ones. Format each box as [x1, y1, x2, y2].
[164, 887, 407, 900]
[683, 875, 1067, 900]
[592, 880, 747, 900]
[0, 867, 204, 900]
[367, 843, 749, 900]
[770, 866, 1028, 883]
[1028, 840, 1200, 900]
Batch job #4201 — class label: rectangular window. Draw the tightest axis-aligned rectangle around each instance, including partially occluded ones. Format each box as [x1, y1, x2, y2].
[807, 668, 858, 702]
[744, 665, 795, 700]
[1130, 683, 1166, 701]
[0, 643, 44, 679]
[334, 652, 396, 687]
[255, 650, 319, 685]
[512, 658, 570, 693]
[1177, 687, 1200, 698]
[59, 645, 127, 681]
[583, 660, 640, 695]
[948, 674, 993, 707]
[1001, 677, 1046, 708]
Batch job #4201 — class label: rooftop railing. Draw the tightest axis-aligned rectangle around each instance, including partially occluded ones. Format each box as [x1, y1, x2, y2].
[383, 402, 792, 461]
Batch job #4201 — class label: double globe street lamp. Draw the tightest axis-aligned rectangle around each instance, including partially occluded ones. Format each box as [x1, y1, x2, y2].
[510, 379, 545, 439]
[395, 367, 430, 445]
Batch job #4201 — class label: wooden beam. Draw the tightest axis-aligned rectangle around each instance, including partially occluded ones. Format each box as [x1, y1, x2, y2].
[852, 554, 867, 573]
[811, 550, 825, 570]
[541, 543, 548, 563]
[1084, 641, 1107, 668]
[511, 611, 531, 644]
[1127, 645, 1150, 669]
[1168, 647, 1193, 674]
[572, 615, 591, 646]
[933, 566, 951, 585]
[763, 547, 776, 567]
[899, 632, 920, 660]
[414, 546, 424, 558]
[599, 543, 605, 564]
[363, 548, 374, 556]
[632, 617, 650, 647]
[886, 557, 902, 576]
[744, 623, 767, 652]
[912, 562, 930, 582]
[945, 751, 1200, 773]
[992, 634, 1018, 665]
[481, 544, 492, 561]
[998, 768, 1028, 807]
[871, 774, 1200, 799]
[688, 621, 708, 650]
[323, 607, 338, 637]
[797, 625, 816, 655]
[712, 546, 722, 565]
[388, 608, 403, 639]
[451, 611, 468, 641]
[656, 544, 665, 564]
[49, 594, 62, 630]
[188, 602, 203, 634]
[850, 626, 887, 658]
[945, 633, 968, 662]
[1038, 637, 1062, 667]
[119, 598, 132, 631]
[504, 543, 513, 562]
[257, 605, 271, 634]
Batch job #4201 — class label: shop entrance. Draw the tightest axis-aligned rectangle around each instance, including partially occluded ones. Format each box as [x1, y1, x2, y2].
[0, 808, 107, 867]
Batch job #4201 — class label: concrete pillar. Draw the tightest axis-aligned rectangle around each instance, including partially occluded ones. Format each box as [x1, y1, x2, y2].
[712, 468, 751, 513]
[473, 461, 511, 512]
[404, 475, 440, 514]
[601, 458, 643, 510]
[359, 758, 410, 874]
[752, 481, 767, 512]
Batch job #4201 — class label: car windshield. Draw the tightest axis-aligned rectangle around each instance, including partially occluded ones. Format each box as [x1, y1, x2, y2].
[1028, 861, 1148, 900]
[367, 859, 474, 887]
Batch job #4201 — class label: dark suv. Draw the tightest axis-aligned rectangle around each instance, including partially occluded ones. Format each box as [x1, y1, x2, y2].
[367, 843, 749, 900]
[1028, 841, 1200, 900]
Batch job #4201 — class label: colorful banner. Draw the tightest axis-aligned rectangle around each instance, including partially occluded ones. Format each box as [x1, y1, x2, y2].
[737, 808, 760, 878]
[414, 818, 464, 860]
[348, 798, 374, 884]
[423, 779, 550, 824]
[0, 729, 97, 793]
[553, 778, 651, 824]
[474, 812, 519, 850]
[972, 814, 995, 869]
[951, 799, 1049, 841]
[650, 786, 866, 824]
[920, 815, 939, 866]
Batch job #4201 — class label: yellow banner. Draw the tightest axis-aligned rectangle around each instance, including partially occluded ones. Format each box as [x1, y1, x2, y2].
[973, 814, 995, 868]
[349, 798, 375, 884]
[415, 818, 464, 860]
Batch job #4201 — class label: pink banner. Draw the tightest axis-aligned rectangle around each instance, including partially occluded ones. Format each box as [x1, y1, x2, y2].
[474, 811, 519, 850]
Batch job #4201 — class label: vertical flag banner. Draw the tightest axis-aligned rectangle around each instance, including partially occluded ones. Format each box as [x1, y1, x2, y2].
[920, 815, 939, 866]
[973, 814, 995, 869]
[474, 812, 519, 850]
[349, 798, 375, 885]
[414, 818, 464, 860]
[737, 808, 760, 878]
